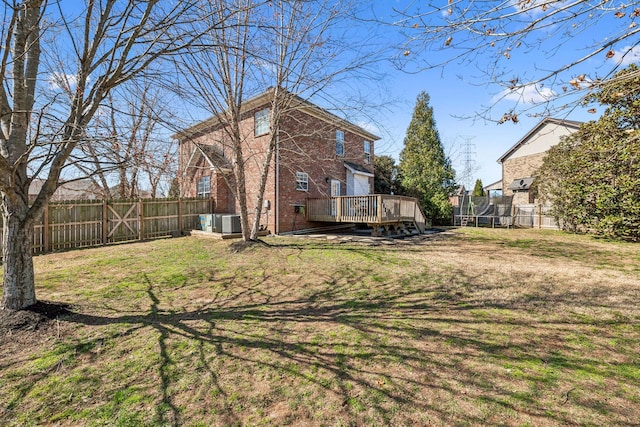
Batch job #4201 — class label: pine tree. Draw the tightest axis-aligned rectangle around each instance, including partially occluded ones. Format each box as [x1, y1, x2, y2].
[399, 92, 455, 223]
[473, 179, 485, 197]
[374, 155, 401, 194]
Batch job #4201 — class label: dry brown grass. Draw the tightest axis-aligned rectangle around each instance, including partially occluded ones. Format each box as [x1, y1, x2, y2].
[1, 227, 639, 426]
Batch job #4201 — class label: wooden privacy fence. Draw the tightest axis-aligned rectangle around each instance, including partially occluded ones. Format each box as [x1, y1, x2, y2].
[0, 198, 213, 256]
[512, 204, 559, 230]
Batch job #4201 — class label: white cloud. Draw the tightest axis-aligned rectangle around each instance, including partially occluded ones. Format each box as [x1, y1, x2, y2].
[493, 84, 556, 104]
[47, 72, 78, 92]
[611, 45, 640, 66]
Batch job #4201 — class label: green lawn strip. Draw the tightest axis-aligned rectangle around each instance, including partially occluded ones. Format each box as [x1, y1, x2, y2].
[0, 229, 638, 426]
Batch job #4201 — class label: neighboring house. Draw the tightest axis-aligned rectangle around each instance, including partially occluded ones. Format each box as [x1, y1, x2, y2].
[175, 89, 379, 234]
[497, 118, 581, 205]
[29, 178, 104, 202]
[483, 180, 503, 197]
[106, 185, 153, 200]
[449, 185, 466, 207]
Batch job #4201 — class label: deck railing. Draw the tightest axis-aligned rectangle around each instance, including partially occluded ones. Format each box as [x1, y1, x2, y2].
[307, 194, 428, 232]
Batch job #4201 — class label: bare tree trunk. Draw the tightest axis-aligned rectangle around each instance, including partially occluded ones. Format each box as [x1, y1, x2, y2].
[1, 201, 35, 310]
[0, 1, 208, 311]
[250, 135, 277, 240]
[233, 144, 252, 241]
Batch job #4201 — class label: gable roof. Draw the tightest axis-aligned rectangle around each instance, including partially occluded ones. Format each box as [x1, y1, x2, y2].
[29, 178, 103, 200]
[483, 180, 502, 191]
[497, 118, 582, 164]
[344, 161, 374, 177]
[184, 142, 232, 174]
[173, 88, 380, 142]
[453, 185, 466, 196]
[507, 177, 535, 191]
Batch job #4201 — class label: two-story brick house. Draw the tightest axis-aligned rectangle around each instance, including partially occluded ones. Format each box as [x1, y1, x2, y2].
[498, 117, 582, 205]
[175, 89, 379, 234]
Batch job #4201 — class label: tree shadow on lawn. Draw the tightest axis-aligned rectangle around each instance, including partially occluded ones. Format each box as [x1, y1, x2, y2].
[44, 269, 639, 426]
[3, 237, 638, 426]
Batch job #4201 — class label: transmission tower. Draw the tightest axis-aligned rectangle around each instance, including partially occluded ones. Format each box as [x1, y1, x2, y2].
[459, 136, 476, 191]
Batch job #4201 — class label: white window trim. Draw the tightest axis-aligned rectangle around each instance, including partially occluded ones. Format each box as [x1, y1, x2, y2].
[296, 171, 309, 191]
[336, 130, 344, 157]
[364, 141, 371, 164]
[197, 175, 211, 198]
[255, 108, 270, 136]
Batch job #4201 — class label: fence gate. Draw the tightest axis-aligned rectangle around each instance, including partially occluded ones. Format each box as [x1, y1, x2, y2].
[107, 201, 141, 243]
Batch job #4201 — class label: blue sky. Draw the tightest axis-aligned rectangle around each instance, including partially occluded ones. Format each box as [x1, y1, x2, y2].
[361, 0, 639, 188]
[38, 1, 638, 191]
[370, 67, 590, 188]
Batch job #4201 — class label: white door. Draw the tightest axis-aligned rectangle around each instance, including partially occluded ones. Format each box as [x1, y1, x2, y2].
[331, 180, 341, 197]
[330, 180, 340, 216]
[353, 174, 370, 195]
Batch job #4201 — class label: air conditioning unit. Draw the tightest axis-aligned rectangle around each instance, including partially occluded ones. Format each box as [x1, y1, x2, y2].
[212, 214, 226, 232]
[198, 214, 214, 232]
[221, 215, 242, 234]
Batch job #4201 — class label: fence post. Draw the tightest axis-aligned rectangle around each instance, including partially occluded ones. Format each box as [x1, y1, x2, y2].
[43, 203, 50, 253]
[538, 204, 542, 229]
[102, 200, 108, 245]
[511, 204, 516, 229]
[138, 199, 144, 240]
[377, 195, 383, 223]
[177, 198, 183, 232]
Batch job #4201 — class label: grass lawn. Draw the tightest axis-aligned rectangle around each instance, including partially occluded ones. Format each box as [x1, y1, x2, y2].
[1, 227, 639, 426]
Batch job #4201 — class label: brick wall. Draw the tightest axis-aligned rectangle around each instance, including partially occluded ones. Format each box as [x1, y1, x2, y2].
[502, 152, 546, 204]
[276, 109, 374, 233]
[178, 103, 375, 234]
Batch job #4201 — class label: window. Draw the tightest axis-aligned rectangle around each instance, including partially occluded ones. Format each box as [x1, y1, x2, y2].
[254, 108, 270, 136]
[296, 172, 309, 191]
[364, 141, 371, 164]
[335, 130, 344, 156]
[197, 176, 211, 198]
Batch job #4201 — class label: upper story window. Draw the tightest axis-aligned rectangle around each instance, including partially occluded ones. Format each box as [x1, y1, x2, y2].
[296, 171, 309, 191]
[364, 141, 371, 164]
[335, 130, 344, 156]
[255, 108, 270, 136]
[197, 175, 211, 198]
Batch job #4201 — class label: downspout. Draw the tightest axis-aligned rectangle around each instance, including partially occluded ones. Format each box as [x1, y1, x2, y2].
[177, 138, 183, 196]
[275, 133, 280, 235]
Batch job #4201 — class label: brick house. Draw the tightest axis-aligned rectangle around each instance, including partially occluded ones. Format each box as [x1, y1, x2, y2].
[498, 118, 581, 205]
[175, 90, 379, 234]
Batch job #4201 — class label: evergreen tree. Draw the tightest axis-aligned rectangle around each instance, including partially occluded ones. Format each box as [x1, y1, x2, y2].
[537, 64, 640, 241]
[472, 179, 485, 197]
[399, 92, 455, 223]
[374, 155, 401, 194]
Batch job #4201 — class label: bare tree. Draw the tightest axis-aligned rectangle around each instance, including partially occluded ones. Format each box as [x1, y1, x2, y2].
[177, 0, 386, 241]
[0, 1, 210, 310]
[392, 1, 640, 121]
[76, 81, 177, 199]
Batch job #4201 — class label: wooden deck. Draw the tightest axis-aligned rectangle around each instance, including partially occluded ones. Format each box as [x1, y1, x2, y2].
[306, 194, 428, 234]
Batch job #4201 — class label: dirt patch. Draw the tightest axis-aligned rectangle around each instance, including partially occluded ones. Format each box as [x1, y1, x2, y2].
[0, 300, 73, 334]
